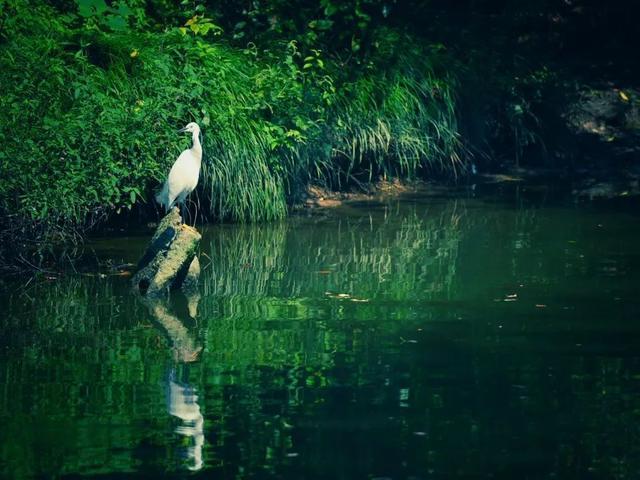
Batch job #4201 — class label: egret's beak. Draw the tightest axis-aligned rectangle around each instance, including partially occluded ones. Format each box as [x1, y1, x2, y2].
[177, 127, 188, 133]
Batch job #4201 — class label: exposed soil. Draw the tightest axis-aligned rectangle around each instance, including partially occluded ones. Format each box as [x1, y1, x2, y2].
[296, 178, 428, 210]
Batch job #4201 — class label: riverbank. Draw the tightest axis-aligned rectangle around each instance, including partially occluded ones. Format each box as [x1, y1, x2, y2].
[0, 3, 459, 259]
[2, 1, 639, 274]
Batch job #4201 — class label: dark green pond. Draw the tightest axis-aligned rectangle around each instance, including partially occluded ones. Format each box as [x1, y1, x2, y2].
[1, 186, 640, 479]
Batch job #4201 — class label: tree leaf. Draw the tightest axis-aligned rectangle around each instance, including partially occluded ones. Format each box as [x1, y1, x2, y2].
[106, 15, 127, 31]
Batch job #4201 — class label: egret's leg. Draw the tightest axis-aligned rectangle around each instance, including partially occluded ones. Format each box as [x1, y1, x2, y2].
[183, 201, 189, 226]
[188, 199, 194, 226]
[178, 202, 185, 224]
[190, 197, 199, 226]
[183, 198, 194, 226]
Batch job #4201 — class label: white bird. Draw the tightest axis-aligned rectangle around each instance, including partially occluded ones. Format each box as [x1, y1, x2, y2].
[156, 122, 203, 220]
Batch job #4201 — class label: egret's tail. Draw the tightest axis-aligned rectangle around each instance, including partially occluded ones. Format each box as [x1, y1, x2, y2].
[155, 182, 169, 212]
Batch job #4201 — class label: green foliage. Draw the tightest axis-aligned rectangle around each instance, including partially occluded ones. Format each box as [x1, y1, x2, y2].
[0, 0, 462, 246]
[76, 0, 133, 31]
[212, 0, 387, 57]
[179, 13, 223, 37]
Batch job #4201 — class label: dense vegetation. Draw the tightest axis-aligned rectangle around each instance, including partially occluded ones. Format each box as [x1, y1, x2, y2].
[1, 0, 638, 266]
[0, 0, 460, 247]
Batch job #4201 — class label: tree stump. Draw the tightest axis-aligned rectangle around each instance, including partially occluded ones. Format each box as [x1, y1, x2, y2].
[132, 207, 201, 296]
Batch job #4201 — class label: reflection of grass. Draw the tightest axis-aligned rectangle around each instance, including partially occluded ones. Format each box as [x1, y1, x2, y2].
[195, 201, 467, 370]
[201, 202, 465, 302]
[5, 275, 132, 332]
[3, 200, 640, 479]
[0, 275, 171, 397]
[0, 276, 176, 477]
[202, 222, 289, 299]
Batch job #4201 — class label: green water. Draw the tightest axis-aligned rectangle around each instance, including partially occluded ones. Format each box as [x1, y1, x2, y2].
[1, 187, 639, 479]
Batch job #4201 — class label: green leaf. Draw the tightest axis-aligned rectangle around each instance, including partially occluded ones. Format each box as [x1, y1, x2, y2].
[112, 3, 132, 16]
[77, 0, 107, 18]
[106, 15, 127, 31]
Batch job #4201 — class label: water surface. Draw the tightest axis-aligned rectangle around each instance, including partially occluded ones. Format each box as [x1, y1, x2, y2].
[1, 186, 639, 478]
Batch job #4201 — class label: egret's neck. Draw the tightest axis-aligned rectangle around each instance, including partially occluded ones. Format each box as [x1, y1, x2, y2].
[190, 130, 202, 161]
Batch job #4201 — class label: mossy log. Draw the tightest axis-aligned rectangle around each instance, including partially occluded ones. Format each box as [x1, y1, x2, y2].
[132, 207, 201, 296]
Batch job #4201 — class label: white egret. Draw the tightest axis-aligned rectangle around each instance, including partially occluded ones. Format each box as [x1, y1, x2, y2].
[156, 122, 203, 220]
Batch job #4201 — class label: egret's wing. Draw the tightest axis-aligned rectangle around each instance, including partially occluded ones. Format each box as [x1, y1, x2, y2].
[166, 150, 195, 203]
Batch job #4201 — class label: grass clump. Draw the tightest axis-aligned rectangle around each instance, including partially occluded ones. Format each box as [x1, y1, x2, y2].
[323, 33, 462, 185]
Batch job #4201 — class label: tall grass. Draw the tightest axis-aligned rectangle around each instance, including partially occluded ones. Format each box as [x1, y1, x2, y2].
[326, 37, 462, 184]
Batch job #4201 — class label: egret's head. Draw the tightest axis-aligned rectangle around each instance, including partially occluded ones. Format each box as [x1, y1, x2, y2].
[178, 122, 200, 134]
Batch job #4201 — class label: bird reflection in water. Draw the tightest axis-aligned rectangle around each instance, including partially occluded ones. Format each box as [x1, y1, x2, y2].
[167, 367, 204, 471]
[142, 293, 205, 471]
